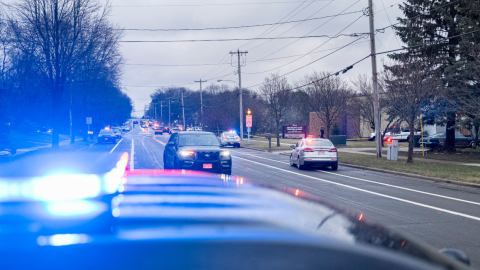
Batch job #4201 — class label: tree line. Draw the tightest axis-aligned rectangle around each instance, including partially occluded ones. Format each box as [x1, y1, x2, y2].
[0, 0, 132, 148]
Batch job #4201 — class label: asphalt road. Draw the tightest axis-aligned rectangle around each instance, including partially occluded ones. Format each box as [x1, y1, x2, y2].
[83, 124, 480, 267]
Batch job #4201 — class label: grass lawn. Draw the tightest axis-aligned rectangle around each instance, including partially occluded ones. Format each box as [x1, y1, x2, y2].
[339, 152, 480, 184]
[364, 149, 480, 164]
[240, 140, 293, 151]
[249, 136, 300, 145]
[339, 140, 409, 148]
[8, 130, 70, 149]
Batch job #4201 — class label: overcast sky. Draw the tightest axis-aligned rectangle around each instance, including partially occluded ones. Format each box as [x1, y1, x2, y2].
[108, 0, 405, 117]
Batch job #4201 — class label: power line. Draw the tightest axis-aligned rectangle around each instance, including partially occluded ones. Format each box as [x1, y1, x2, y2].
[379, 0, 401, 47]
[244, 0, 332, 50]
[375, 0, 461, 32]
[245, 0, 337, 51]
[246, 29, 480, 91]
[117, 10, 362, 32]
[112, 0, 332, 8]
[123, 40, 370, 67]
[250, 0, 362, 62]
[243, 14, 366, 75]
[238, 0, 311, 49]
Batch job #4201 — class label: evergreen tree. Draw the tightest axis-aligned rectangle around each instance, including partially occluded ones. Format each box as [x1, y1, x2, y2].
[391, 0, 480, 152]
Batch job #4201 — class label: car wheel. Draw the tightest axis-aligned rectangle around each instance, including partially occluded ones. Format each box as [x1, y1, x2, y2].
[235, 143, 240, 148]
[289, 155, 295, 166]
[331, 163, 338, 171]
[406, 136, 410, 142]
[297, 157, 305, 170]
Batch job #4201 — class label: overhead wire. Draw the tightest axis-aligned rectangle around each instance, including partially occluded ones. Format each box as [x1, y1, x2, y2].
[243, 14, 366, 75]
[112, 0, 332, 8]
[244, 0, 331, 50]
[246, 0, 338, 50]
[250, 0, 361, 62]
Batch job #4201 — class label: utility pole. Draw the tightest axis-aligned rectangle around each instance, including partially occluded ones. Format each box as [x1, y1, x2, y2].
[369, 0, 382, 158]
[168, 98, 171, 129]
[154, 103, 157, 120]
[230, 49, 248, 140]
[181, 89, 185, 129]
[195, 79, 207, 128]
[160, 101, 163, 125]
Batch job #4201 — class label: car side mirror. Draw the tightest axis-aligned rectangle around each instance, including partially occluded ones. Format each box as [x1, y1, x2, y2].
[290, 145, 295, 149]
[440, 248, 470, 266]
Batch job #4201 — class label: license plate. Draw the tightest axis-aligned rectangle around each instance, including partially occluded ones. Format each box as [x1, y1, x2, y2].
[203, 163, 213, 169]
[318, 151, 325, 155]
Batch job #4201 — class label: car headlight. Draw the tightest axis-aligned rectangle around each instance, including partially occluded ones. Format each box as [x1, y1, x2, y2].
[220, 151, 230, 157]
[179, 150, 195, 156]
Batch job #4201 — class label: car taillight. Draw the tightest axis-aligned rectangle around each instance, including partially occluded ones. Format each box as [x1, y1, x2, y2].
[223, 137, 226, 139]
[329, 148, 337, 152]
[303, 148, 314, 152]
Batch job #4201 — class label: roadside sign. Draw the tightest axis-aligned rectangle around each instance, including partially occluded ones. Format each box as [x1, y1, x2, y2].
[246, 115, 252, 127]
[86, 117, 92, 125]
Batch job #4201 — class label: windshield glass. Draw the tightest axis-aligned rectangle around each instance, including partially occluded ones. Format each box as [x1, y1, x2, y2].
[432, 133, 445, 138]
[224, 132, 238, 137]
[179, 134, 220, 146]
[304, 140, 333, 147]
[99, 130, 113, 135]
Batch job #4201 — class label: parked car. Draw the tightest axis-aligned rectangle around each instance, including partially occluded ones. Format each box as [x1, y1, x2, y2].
[194, 127, 202, 131]
[419, 132, 473, 149]
[289, 138, 338, 170]
[164, 127, 170, 133]
[97, 129, 116, 144]
[163, 131, 232, 174]
[154, 126, 164, 135]
[219, 131, 241, 148]
[389, 130, 424, 142]
[368, 132, 391, 141]
[133, 120, 138, 124]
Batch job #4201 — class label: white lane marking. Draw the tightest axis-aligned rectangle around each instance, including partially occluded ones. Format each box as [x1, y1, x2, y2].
[130, 138, 135, 171]
[232, 151, 480, 206]
[233, 156, 480, 222]
[109, 138, 123, 154]
[153, 136, 166, 145]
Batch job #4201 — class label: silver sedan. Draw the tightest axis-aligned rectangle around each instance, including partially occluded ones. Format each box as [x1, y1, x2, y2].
[289, 138, 338, 170]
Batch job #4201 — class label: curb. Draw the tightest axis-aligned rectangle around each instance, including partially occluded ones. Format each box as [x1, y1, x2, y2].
[245, 146, 480, 189]
[338, 162, 480, 189]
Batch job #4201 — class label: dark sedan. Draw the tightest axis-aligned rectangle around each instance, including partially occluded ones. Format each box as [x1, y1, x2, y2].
[420, 132, 473, 149]
[97, 129, 117, 144]
[154, 125, 163, 135]
[163, 131, 232, 174]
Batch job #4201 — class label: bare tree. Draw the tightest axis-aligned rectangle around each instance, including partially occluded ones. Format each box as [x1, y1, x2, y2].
[300, 72, 352, 138]
[383, 57, 439, 163]
[260, 74, 291, 147]
[8, 0, 117, 148]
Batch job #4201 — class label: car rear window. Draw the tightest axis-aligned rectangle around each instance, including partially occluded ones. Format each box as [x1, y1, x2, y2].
[304, 140, 333, 147]
[179, 134, 220, 146]
[99, 130, 113, 135]
[225, 132, 238, 136]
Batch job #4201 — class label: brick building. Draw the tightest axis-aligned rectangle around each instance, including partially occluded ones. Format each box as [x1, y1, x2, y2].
[308, 111, 361, 139]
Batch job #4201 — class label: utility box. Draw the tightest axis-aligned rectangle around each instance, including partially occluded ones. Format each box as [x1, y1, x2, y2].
[265, 133, 272, 152]
[387, 139, 399, 160]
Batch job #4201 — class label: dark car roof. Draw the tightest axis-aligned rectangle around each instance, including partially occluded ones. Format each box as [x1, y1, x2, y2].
[178, 131, 214, 135]
[0, 158, 467, 270]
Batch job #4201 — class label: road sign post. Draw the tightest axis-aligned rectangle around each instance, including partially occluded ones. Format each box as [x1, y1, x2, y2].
[246, 113, 252, 145]
[86, 117, 92, 139]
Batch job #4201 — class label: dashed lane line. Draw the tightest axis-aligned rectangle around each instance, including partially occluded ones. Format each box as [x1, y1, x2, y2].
[109, 138, 124, 154]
